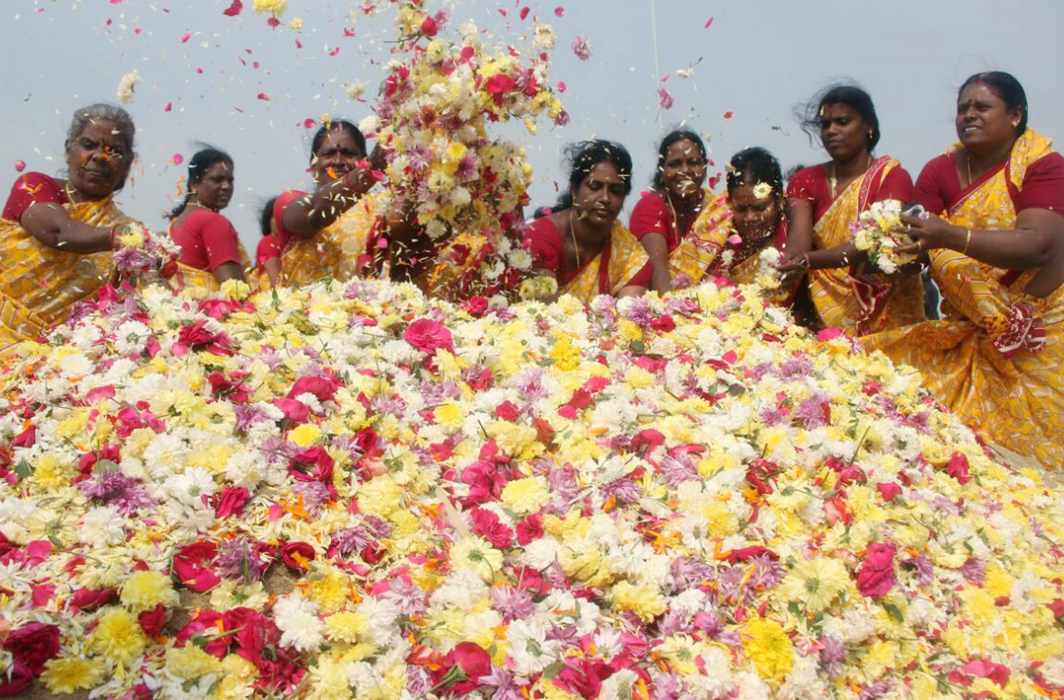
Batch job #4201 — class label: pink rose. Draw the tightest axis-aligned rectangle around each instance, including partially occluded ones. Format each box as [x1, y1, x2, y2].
[273, 398, 310, 424]
[138, 604, 168, 636]
[214, 486, 251, 518]
[856, 542, 896, 598]
[876, 482, 902, 501]
[288, 374, 340, 403]
[403, 318, 454, 355]
[945, 452, 970, 484]
[172, 541, 220, 592]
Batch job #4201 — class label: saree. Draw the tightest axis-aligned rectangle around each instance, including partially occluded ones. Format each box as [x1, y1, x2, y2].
[528, 217, 649, 304]
[0, 198, 129, 347]
[279, 192, 380, 287]
[167, 211, 251, 296]
[629, 189, 732, 286]
[796, 158, 925, 334]
[862, 129, 1064, 468]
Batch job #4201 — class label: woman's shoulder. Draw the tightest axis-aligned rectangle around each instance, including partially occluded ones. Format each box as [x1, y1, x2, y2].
[785, 164, 827, 198]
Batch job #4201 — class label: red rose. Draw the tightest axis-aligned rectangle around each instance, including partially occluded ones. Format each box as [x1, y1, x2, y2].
[516, 513, 544, 545]
[0, 659, 34, 695]
[494, 401, 520, 422]
[70, 587, 116, 612]
[273, 398, 310, 424]
[280, 541, 316, 573]
[436, 641, 492, 694]
[630, 429, 666, 454]
[172, 541, 220, 592]
[420, 15, 438, 36]
[176, 609, 230, 658]
[215, 486, 251, 518]
[138, 604, 168, 636]
[650, 315, 675, 332]
[403, 318, 454, 355]
[288, 374, 340, 403]
[461, 296, 490, 318]
[3, 622, 60, 675]
[856, 542, 896, 598]
[485, 74, 516, 98]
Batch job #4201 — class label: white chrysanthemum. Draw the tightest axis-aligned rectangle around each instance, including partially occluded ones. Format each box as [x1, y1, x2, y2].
[274, 593, 323, 652]
[430, 569, 488, 609]
[113, 320, 151, 355]
[116, 69, 140, 104]
[80, 506, 127, 547]
[507, 618, 560, 675]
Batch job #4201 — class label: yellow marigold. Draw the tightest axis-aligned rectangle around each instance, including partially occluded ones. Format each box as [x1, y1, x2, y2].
[434, 402, 465, 428]
[325, 611, 370, 644]
[41, 657, 105, 694]
[289, 423, 322, 448]
[610, 581, 667, 622]
[120, 569, 179, 613]
[500, 476, 550, 515]
[88, 608, 147, 668]
[617, 319, 643, 343]
[165, 644, 223, 680]
[549, 335, 581, 371]
[304, 570, 351, 613]
[742, 617, 794, 684]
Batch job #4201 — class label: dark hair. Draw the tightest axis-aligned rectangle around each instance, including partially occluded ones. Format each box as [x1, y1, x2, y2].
[959, 71, 1028, 135]
[260, 197, 278, 236]
[310, 120, 366, 159]
[168, 146, 234, 219]
[798, 83, 881, 151]
[554, 139, 633, 211]
[652, 129, 707, 189]
[727, 147, 783, 198]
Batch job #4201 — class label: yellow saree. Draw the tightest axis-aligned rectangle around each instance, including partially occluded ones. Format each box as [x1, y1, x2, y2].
[807, 157, 925, 334]
[862, 130, 1063, 468]
[562, 222, 648, 304]
[279, 192, 380, 287]
[0, 198, 130, 347]
[667, 191, 732, 285]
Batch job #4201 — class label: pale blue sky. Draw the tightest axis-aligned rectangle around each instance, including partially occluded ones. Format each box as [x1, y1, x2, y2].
[3, 0, 1061, 254]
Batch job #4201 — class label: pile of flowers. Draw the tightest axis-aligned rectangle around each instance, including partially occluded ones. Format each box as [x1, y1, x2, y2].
[0, 273, 1061, 699]
[111, 221, 181, 279]
[851, 200, 919, 274]
[357, 0, 568, 298]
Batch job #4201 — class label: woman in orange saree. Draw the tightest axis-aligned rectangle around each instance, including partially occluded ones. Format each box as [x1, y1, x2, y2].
[628, 130, 731, 292]
[863, 72, 1064, 469]
[0, 104, 139, 348]
[526, 140, 649, 303]
[166, 147, 248, 295]
[781, 85, 924, 334]
[274, 120, 382, 287]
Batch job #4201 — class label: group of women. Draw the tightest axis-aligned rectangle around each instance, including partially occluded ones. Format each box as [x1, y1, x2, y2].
[1, 70, 1061, 468]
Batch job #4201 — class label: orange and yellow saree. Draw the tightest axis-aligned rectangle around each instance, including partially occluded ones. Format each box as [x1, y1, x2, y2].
[278, 192, 380, 287]
[862, 129, 1064, 468]
[0, 198, 130, 347]
[789, 158, 925, 334]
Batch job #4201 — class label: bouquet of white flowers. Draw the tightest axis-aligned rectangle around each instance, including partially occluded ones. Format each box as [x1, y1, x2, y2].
[851, 199, 918, 273]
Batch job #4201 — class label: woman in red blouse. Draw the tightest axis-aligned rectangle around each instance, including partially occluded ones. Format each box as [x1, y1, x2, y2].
[779, 84, 924, 334]
[255, 196, 282, 287]
[167, 147, 247, 291]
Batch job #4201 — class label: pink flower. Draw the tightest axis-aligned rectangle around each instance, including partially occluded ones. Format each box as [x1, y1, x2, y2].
[280, 541, 316, 573]
[657, 87, 674, 110]
[471, 508, 514, 549]
[214, 486, 251, 518]
[876, 482, 902, 501]
[516, 513, 544, 545]
[172, 541, 220, 592]
[288, 374, 341, 403]
[403, 318, 454, 355]
[856, 542, 896, 598]
[571, 36, 591, 61]
[961, 658, 1010, 687]
[945, 452, 970, 484]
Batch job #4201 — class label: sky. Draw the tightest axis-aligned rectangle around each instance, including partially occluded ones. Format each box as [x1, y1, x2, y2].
[2, 0, 1062, 255]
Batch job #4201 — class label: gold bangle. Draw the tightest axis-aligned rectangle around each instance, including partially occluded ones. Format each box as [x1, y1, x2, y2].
[963, 228, 972, 255]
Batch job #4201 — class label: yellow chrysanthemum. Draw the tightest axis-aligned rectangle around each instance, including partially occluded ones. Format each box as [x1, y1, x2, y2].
[120, 569, 179, 613]
[41, 657, 105, 694]
[610, 581, 667, 622]
[777, 557, 851, 614]
[500, 476, 550, 515]
[165, 644, 223, 680]
[325, 611, 370, 644]
[289, 423, 322, 448]
[742, 617, 794, 684]
[88, 608, 147, 668]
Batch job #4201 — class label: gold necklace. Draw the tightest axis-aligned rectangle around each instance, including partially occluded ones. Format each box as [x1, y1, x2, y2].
[568, 211, 582, 270]
[829, 153, 871, 200]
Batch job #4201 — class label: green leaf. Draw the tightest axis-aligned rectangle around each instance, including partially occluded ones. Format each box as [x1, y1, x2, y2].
[882, 601, 904, 624]
[541, 660, 565, 680]
[13, 460, 31, 480]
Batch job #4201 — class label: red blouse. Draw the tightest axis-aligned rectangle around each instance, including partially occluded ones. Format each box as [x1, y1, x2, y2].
[630, 191, 683, 249]
[170, 208, 243, 272]
[914, 151, 1064, 215]
[527, 216, 651, 290]
[786, 163, 915, 222]
[256, 234, 281, 267]
[272, 190, 309, 251]
[2, 172, 68, 222]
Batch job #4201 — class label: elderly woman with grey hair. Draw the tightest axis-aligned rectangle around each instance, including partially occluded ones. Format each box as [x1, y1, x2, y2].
[0, 103, 141, 346]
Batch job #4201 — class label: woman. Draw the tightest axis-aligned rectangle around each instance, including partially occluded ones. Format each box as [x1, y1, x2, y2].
[718, 147, 789, 285]
[255, 196, 282, 287]
[863, 71, 1064, 468]
[629, 129, 731, 292]
[274, 120, 381, 286]
[167, 147, 247, 292]
[526, 140, 650, 302]
[0, 103, 139, 346]
[781, 84, 925, 334]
